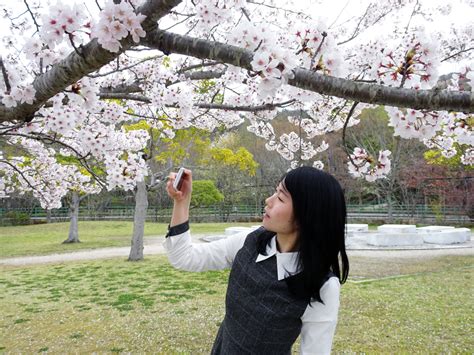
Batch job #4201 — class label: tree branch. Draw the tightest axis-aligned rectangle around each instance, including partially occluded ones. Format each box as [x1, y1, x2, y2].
[441, 47, 474, 62]
[142, 30, 474, 113]
[0, 0, 182, 123]
[88, 54, 164, 78]
[5, 132, 106, 187]
[0, 56, 11, 92]
[23, 0, 41, 33]
[99, 91, 295, 112]
[177, 61, 223, 73]
[1, 159, 46, 200]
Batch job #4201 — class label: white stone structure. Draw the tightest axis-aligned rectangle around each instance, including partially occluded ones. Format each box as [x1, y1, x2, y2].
[377, 224, 417, 233]
[421, 227, 471, 244]
[367, 232, 424, 247]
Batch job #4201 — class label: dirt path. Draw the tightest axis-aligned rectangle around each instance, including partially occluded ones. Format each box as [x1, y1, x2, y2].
[348, 246, 474, 259]
[1, 236, 473, 266]
[0, 236, 189, 266]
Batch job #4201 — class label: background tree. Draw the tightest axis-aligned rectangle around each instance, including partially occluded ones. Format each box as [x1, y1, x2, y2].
[191, 180, 224, 208]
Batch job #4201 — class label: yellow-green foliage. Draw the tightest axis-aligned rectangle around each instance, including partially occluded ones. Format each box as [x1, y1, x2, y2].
[195, 79, 216, 94]
[154, 127, 211, 165]
[424, 144, 473, 170]
[162, 56, 171, 68]
[123, 120, 151, 132]
[209, 147, 258, 176]
[55, 154, 106, 178]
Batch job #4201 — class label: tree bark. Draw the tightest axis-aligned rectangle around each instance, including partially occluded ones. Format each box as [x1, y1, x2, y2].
[63, 191, 80, 243]
[128, 180, 148, 261]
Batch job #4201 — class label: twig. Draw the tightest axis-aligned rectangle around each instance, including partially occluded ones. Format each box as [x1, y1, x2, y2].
[404, 0, 419, 34]
[441, 47, 474, 62]
[328, 0, 351, 29]
[246, 0, 310, 18]
[177, 61, 223, 73]
[161, 13, 195, 31]
[342, 101, 360, 167]
[337, 4, 372, 45]
[89, 55, 163, 78]
[23, 0, 40, 33]
[310, 32, 327, 70]
[124, 111, 171, 122]
[0, 57, 11, 92]
[241, 7, 251, 22]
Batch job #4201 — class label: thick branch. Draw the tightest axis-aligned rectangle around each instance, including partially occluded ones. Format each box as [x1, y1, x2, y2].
[142, 30, 474, 113]
[0, 0, 182, 123]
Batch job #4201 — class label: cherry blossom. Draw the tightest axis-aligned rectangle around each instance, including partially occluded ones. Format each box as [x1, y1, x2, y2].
[91, 0, 146, 53]
[348, 148, 392, 182]
[0, 0, 473, 211]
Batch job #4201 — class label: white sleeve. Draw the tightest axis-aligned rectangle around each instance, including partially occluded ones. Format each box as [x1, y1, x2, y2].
[163, 229, 249, 272]
[299, 277, 341, 355]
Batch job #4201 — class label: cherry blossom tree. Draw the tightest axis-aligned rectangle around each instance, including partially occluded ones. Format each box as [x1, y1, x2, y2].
[0, 0, 473, 258]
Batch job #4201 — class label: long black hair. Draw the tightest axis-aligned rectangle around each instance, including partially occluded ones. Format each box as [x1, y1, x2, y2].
[257, 166, 349, 304]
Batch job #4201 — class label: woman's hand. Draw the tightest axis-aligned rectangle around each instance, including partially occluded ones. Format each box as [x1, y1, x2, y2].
[166, 168, 193, 204]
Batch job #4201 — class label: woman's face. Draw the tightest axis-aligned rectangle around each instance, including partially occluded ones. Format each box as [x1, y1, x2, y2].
[263, 182, 297, 236]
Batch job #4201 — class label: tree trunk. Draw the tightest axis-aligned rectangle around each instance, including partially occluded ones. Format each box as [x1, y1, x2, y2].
[386, 137, 403, 223]
[63, 192, 80, 243]
[46, 209, 52, 223]
[128, 180, 148, 261]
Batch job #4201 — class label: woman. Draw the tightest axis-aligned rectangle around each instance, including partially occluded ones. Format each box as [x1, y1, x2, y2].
[164, 166, 349, 354]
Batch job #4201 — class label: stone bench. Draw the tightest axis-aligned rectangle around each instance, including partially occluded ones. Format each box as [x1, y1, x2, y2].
[422, 228, 471, 244]
[377, 224, 417, 233]
[367, 233, 424, 246]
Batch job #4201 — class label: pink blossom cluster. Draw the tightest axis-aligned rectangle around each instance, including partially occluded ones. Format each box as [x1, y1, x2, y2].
[39, 2, 87, 47]
[292, 22, 345, 77]
[423, 135, 457, 158]
[247, 119, 275, 141]
[1, 85, 36, 108]
[461, 148, 474, 165]
[91, 1, 146, 53]
[348, 148, 392, 182]
[189, 0, 246, 34]
[24, 37, 57, 67]
[2, 138, 100, 209]
[442, 112, 474, 147]
[150, 84, 195, 127]
[386, 107, 444, 140]
[419, 111, 473, 162]
[104, 153, 148, 191]
[228, 21, 298, 97]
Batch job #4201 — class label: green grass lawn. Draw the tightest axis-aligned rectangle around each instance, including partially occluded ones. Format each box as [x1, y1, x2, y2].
[0, 255, 472, 353]
[0, 221, 257, 258]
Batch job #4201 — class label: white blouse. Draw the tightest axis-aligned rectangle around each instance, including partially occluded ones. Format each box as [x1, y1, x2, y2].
[163, 229, 340, 355]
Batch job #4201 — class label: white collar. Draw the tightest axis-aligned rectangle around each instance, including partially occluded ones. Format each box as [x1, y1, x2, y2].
[255, 236, 301, 280]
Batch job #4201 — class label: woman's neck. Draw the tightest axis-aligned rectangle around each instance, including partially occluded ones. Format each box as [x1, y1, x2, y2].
[276, 232, 298, 253]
